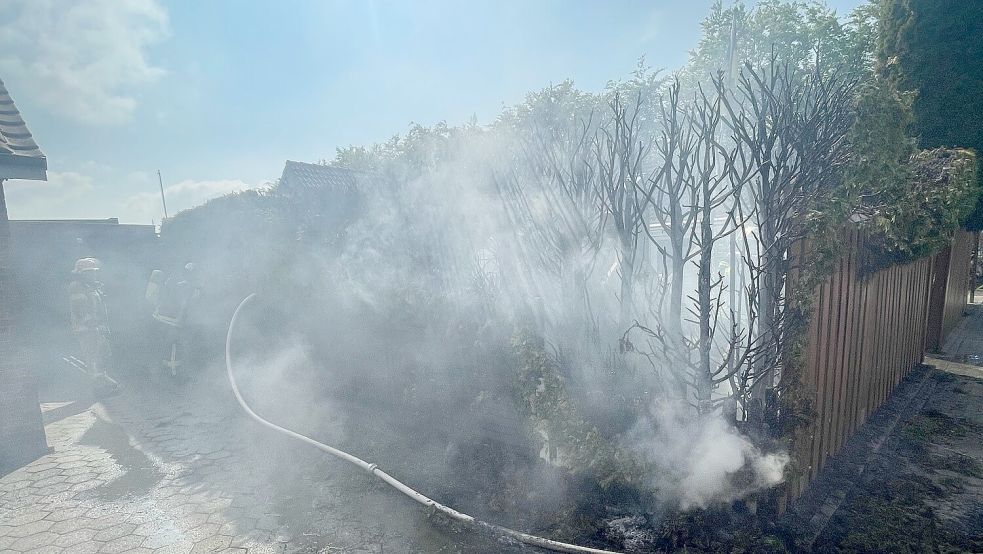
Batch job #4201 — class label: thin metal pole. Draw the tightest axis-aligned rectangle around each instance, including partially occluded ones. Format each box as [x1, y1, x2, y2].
[157, 169, 169, 221]
[726, 10, 739, 378]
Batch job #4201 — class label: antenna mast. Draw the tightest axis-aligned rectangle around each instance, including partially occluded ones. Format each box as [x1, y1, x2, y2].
[157, 169, 169, 220]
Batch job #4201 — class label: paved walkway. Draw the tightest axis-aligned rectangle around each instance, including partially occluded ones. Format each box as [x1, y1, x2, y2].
[927, 302, 983, 379]
[0, 369, 476, 554]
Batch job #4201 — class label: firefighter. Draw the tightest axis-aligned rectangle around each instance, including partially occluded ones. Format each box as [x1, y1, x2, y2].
[69, 257, 118, 395]
[152, 263, 199, 379]
[145, 269, 164, 306]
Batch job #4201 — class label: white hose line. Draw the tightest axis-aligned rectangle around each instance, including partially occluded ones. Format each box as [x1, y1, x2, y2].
[225, 293, 622, 554]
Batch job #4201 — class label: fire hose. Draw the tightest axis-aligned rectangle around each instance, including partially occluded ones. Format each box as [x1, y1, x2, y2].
[225, 293, 622, 554]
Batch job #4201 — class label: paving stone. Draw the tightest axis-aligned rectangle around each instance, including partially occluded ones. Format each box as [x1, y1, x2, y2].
[99, 534, 146, 553]
[189, 534, 231, 553]
[132, 520, 168, 538]
[125, 511, 156, 526]
[93, 523, 137, 542]
[215, 522, 237, 536]
[3, 470, 32, 483]
[61, 540, 102, 554]
[79, 517, 122, 532]
[27, 545, 63, 554]
[237, 543, 283, 554]
[141, 528, 182, 549]
[64, 473, 97, 485]
[52, 527, 98, 547]
[151, 540, 194, 554]
[4, 478, 34, 490]
[54, 454, 86, 463]
[2, 385, 420, 554]
[176, 513, 208, 528]
[25, 462, 59, 473]
[34, 475, 70, 487]
[170, 504, 200, 517]
[50, 517, 102, 535]
[83, 506, 120, 520]
[5, 509, 51, 527]
[9, 531, 60, 551]
[31, 468, 64, 480]
[6, 518, 55, 537]
[38, 483, 75, 497]
[72, 481, 106, 493]
[182, 523, 219, 542]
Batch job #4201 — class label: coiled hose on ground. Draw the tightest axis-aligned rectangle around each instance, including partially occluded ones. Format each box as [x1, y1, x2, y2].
[225, 293, 622, 554]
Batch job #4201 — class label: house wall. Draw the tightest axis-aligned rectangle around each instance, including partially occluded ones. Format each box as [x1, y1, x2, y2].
[0, 183, 47, 475]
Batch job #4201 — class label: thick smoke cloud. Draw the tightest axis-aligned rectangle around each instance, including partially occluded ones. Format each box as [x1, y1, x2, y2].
[147, 49, 857, 534]
[219, 94, 793, 513]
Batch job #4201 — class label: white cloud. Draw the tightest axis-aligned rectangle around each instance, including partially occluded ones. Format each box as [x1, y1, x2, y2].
[4, 167, 254, 224]
[0, 0, 168, 125]
[122, 178, 253, 224]
[4, 171, 97, 219]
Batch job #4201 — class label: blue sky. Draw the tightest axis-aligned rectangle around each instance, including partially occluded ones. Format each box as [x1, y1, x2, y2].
[1, 0, 863, 224]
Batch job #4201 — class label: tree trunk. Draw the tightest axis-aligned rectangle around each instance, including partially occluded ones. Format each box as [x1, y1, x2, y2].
[752, 196, 777, 404]
[669, 236, 685, 335]
[697, 214, 713, 415]
[619, 247, 634, 330]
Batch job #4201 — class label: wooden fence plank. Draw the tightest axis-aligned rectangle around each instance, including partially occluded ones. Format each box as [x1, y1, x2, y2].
[823, 254, 847, 469]
[835, 230, 858, 452]
[809, 278, 831, 480]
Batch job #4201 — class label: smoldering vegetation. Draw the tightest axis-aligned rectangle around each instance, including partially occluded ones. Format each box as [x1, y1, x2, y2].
[101, 2, 894, 551]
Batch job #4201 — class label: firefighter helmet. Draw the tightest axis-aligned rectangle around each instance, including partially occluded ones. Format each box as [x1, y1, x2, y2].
[73, 257, 101, 273]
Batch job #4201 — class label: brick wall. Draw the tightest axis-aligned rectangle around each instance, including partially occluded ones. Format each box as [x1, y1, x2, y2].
[0, 181, 47, 474]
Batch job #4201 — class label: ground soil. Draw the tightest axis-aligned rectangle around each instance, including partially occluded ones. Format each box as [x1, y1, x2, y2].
[4, 322, 981, 553]
[787, 366, 983, 554]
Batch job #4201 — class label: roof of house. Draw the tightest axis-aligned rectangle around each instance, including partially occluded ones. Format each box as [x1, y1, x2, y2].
[0, 77, 46, 181]
[279, 160, 358, 193]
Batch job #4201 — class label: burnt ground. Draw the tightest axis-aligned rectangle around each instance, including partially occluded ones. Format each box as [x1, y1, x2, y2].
[831, 368, 983, 552]
[784, 365, 983, 553]
[3, 304, 982, 553]
[4, 359, 981, 554]
[3, 355, 981, 554]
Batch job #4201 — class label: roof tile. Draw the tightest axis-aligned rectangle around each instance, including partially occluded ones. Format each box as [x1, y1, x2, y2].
[279, 160, 358, 193]
[0, 76, 46, 180]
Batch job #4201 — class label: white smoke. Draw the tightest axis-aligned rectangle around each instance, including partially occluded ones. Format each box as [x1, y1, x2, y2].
[625, 400, 789, 509]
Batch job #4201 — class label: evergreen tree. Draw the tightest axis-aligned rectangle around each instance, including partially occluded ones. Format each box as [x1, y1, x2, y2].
[880, 0, 983, 228]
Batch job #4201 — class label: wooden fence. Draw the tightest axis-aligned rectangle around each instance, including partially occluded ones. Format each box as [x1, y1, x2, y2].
[926, 228, 976, 351]
[787, 227, 974, 498]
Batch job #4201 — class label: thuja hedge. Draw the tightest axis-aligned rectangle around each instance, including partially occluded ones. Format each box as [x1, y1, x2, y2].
[860, 147, 979, 274]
